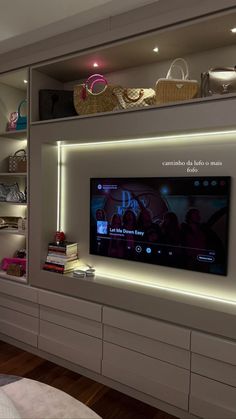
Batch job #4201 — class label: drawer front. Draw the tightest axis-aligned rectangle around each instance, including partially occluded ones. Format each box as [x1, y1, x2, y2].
[102, 342, 189, 410]
[192, 331, 236, 365]
[192, 353, 236, 387]
[0, 293, 39, 317]
[39, 290, 102, 321]
[0, 306, 38, 347]
[190, 373, 236, 419]
[39, 320, 102, 373]
[104, 325, 190, 369]
[0, 279, 37, 302]
[40, 306, 102, 338]
[103, 307, 190, 349]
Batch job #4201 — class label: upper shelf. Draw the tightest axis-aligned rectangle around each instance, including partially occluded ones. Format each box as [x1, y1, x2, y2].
[30, 7, 236, 125]
[0, 130, 27, 140]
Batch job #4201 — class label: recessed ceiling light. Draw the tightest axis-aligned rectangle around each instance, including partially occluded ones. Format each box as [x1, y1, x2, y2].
[93, 62, 99, 68]
[230, 27, 236, 33]
[23, 80, 28, 84]
[153, 47, 159, 53]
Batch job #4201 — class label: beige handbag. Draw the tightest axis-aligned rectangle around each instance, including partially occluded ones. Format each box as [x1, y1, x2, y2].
[74, 74, 118, 115]
[156, 58, 199, 104]
[113, 87, 156, 110]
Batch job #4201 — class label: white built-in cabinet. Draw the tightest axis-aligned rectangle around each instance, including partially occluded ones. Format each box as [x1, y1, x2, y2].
[1, 279, 236, 418]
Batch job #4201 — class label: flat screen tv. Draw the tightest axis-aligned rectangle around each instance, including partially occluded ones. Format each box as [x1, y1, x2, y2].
[90, 177, 231, 276]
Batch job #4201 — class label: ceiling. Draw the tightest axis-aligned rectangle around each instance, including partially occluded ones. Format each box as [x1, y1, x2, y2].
[0, 0, 156, 54]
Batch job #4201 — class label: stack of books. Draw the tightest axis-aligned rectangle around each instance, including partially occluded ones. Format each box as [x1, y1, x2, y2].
[43, 242, 80, 274]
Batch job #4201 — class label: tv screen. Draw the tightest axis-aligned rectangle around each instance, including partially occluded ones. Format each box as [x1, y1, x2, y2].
[90, 177, 231, 276]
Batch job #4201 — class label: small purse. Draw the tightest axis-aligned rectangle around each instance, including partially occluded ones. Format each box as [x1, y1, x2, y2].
[74, 74, 118, 115]
[201, 67, 236, 97]
[156, 58, 199, 104]
[2, 183, 25, 203]
[16, 100, 27, 130]
[9, 149, 27, 173]
[112, 87, 156, 110]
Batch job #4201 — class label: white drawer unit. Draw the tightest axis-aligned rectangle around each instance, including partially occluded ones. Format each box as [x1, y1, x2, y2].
[190, 373, 236, 419]
[102, 342, 190, 410]
[39, 320, 102, 373]
[103, 307, 190, 349]
[104, 325, 190, 369]
[40, 306, 102, 338]
[0, 305, 38, 347]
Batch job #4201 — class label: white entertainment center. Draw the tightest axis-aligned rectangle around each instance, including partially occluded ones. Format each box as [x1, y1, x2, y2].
[0, 1, 236, 418]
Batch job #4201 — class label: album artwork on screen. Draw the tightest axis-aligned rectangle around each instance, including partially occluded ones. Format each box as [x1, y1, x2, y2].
[90, 177, 231, 276]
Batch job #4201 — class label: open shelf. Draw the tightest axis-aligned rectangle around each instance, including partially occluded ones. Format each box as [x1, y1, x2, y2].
[30, 8, 236, 124]
[0, 130, 27, 140]
[0, 202, 27, 206]
[0, 229, 26, 236]
[0, 172, 27, 177]
[0, 269, 27, 284]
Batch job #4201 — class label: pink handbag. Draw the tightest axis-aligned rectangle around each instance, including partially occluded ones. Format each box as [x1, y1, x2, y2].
[1, 257, 26, 272]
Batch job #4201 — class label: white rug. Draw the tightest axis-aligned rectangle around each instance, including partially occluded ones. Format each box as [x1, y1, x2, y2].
[0, 375, 101, 419]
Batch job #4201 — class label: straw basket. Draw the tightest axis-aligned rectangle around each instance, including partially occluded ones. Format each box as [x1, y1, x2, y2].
[74, 74, 118, 115]
[156, 58, 199, 104]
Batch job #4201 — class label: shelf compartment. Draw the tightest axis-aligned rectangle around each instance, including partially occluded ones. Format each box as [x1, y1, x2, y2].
[0, 201, 28, 206]
[0, 229, 26, 236]
[0, 173, 27, 177]
[0, 270, 27, 284]
[0, 130, 27, 140]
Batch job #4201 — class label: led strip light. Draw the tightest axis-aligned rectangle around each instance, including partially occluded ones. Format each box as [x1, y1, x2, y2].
[57, 130, 236, 306]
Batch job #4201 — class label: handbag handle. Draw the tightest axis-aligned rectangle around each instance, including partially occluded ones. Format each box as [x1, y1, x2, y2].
[18, 99, 27, 117]
[13, 149, 26, 156]
[86, 74, 108, 95]
[123, 89, 144, 103]
[166, 58, 189, 80]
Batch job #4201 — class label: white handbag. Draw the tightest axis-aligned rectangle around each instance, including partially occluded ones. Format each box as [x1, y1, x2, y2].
[113, 87, 156, 110]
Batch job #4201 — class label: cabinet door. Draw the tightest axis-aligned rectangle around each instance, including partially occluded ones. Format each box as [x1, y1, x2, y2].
[192, 331, 236, 365]
[0, 305, 38, 347]
[102, 342, 189, 410]
[104, 325, 190, 369]
[39, 290, 102, 321]
[103, 307, 190, 349]
[40, 306, 102, 338]
[190, 373, 236, 419]
[39, 320, 102, 373]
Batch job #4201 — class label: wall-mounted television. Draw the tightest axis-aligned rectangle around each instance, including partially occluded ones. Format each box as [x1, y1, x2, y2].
[90, 177, 231, 276]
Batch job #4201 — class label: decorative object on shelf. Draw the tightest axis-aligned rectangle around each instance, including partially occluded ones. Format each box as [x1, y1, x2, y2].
[113, 87, 156, 110]
[9, 149, 27, 173]
[201, 67, 236, 96]
[6, 111, 18, 131]
[1, 257, 26, 274]
[17, 217, 27, 231]
[155, 58, 199, 104]
[39, 89, 77, 120]
[74, 74, 118, 115]
[73, 266, 95, 279]
[16, 99, 27, 130]
[0, 183, 25, 203]
[15, 249, 27, 259]
[5, 183, 25, 203]
[0, 216, 22, 229]
[6, 263, 24, 277]
[43, 240, 80, 274]
[55, 230, 66, 244]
